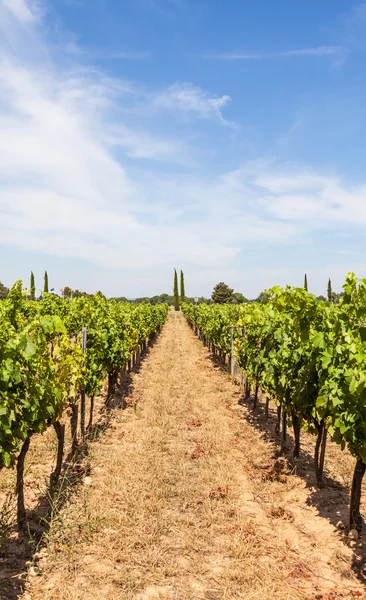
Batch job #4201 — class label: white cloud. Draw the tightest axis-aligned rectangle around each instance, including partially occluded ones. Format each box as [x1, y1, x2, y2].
[247, 163, 366, 226]
[204, 46, 347, 60]
[104, 124, 191, 164]
[153, 83, 233, 124]
[96, 51, 150, 60]
[2, 0, 41, 23]
[201, 46, 349, 71]
[64, 43, 150, 60]
[0, 0, 365, 298]
[0, 13, 237, 271]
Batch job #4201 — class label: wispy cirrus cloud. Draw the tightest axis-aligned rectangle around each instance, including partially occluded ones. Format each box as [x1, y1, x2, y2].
[141, 0, 185, 19]
[104, 124, 192, 164]
[203, 45, 347, 60]
[64, 42, 151, 60]
[0, 0, 237, 275]
[96, 50, 150, 60]
[343, 2, 366, 47]
[2, 0, 43, 23]
[153, 83, 234, 126]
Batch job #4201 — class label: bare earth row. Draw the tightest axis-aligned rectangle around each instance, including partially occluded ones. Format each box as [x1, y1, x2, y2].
[3, 311, 366, 599]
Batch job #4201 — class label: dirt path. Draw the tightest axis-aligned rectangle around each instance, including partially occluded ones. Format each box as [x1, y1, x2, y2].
[23, 311, 365, 600]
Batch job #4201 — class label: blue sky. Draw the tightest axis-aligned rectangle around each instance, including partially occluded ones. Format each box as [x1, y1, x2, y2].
[1, 0, 366, 298]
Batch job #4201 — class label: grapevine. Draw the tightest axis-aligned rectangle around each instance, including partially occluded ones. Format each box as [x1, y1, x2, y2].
[183, 273, 366, 530]
[0, 281, 168, 528]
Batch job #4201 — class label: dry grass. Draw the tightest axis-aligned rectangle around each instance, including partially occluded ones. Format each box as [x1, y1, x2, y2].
[2, 312, 365, 599]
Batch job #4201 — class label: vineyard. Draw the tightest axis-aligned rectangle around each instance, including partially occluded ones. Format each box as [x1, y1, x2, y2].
[183, 272, 366, 533]
[0, 281, 168, 530]
[1, 276, 366, 599]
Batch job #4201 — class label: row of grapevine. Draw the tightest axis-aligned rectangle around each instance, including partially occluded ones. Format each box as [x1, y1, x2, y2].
[0, 282, 168, 528]
[183, 273, 366, 531]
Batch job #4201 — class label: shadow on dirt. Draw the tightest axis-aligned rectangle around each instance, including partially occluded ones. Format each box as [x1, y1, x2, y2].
[0, 458, 87, 600]
[239, 393, 366, 584]
[197, 337, 366, 586]
[0, 328, 163, 600]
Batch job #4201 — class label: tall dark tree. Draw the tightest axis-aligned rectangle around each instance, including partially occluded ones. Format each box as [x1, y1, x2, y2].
[44, 270, 49, 293]
[0, 282, 9, 300]
[30, 272, 35, 301]
[211, 282, 234, 304]
[180, 270, 185, 303]
[173, 269, 180, 311]
[304, 273, 308, 291]
[327, 278, 332, 303]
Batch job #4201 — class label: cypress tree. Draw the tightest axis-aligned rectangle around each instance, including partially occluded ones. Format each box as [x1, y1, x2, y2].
[327, 278, 332, 303]
[30, 272, 35, 301]
[304, 273, 308, 291]
[44, 270, 49, 293]
[173, 269, 179, 311]
[180, 270, 185, 303]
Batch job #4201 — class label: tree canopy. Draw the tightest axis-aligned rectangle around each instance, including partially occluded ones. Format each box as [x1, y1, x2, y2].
[233, 292, 248, 304]
[211, 282, 234, 304]
[0, 282, 9, 300]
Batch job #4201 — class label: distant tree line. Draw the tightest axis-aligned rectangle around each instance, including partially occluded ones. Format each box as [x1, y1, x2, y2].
[0, 271, 346, 305]
[112, 294, 193, 306]
[0, 272, 94, 301]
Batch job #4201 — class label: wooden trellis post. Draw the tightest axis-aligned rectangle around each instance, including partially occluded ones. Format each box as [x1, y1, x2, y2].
[80, 327, 87, 440]
[231, 326, 235, 381]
